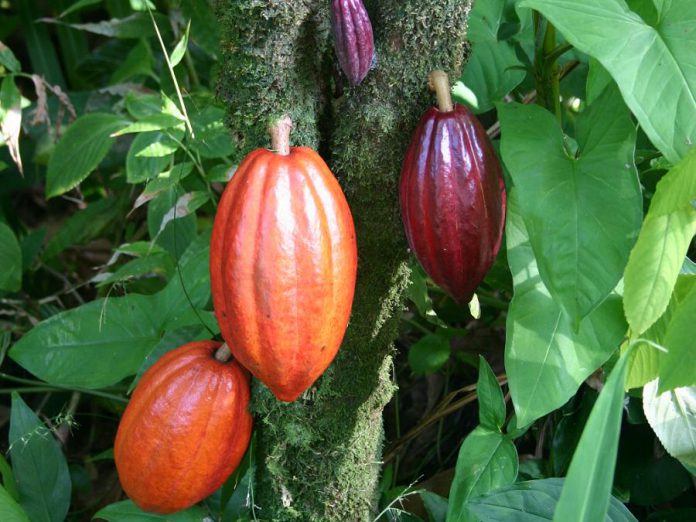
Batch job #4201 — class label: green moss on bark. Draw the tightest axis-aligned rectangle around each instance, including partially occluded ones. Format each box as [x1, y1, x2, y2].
[216, 1, 472, 519]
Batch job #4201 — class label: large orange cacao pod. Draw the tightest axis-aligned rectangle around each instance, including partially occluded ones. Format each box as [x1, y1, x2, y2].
[210, 135, 358, 402]
[114, 340, 252, 514]
[400, 73, 506, 304]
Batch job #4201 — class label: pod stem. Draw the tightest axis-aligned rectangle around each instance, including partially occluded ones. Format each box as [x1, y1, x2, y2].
[269, 115, 294, 156]
[214, 343, 232, 363]
[428, 70, 454, 112]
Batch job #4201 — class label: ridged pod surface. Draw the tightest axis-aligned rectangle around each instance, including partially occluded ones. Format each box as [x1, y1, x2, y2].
[114, 341, 252, 514]
[210, 144, 358, 402]
[400, 102, 506, 304]
[331, 0, 375, 86]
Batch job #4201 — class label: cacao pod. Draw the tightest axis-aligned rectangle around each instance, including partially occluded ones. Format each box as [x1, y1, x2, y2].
[210, 118, 357, 402]
[399, 72, 506, 305]
[114, 341, 252, 514]
[331, 0, 375, 86]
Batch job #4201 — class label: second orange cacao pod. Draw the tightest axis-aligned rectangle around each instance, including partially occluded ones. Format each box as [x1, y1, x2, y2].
[210, 132, 358, 402]
[114, 341, 252, 514]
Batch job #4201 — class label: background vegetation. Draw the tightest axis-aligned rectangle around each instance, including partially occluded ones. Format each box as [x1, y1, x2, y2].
[0, 0, 694, 521]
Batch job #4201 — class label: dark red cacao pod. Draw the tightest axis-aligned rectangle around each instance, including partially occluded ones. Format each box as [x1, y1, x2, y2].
[114, 341, 252, 514]
[331, 0, 375, 86]
[400, 103, 506, 304]
[210, 140, 358, 402]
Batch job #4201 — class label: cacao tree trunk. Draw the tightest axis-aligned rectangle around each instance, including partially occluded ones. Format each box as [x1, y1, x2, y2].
[215, 1, 472, 519]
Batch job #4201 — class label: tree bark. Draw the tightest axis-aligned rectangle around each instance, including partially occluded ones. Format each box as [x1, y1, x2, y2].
[215, 1, 472, 519]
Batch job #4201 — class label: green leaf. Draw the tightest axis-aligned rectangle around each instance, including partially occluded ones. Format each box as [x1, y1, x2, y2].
[134, 163, 194, 210]
[643, 381, 696, 468]
[128, 326, 208, 393]
[467, 478, 637, 522]
[9, 394, 70, 522]
[0, 454, 19, 502]
[46, 114, 126, 198]
[658, 285, 696, 392]
[180, 0, 219, 56]
[0, 42, 21, 72]
[624, 148, 696, 335]
[9, 294, 164, 389]
[498, 86, 642, 321]
[519, 0, 696, 164]
[18, 0, 65, 87]
[189, 107, 235, 158]
[458, 0, 525, 113]
[477, 356, 506, 431]
[406, 260, 446, 327]
[169, 20, 190, 67]
[110, 38, 154, 84]
[447, 427, 518, 522]
[505, 190, 627, 427]
[553, 349, 632, 522]
[0, 484, 29, 522]
[95, 251, 175, 287]
[586, 59, 613, 105]
[58, 0, 102, 18]
[112, 113, 185, 137]
[408, 334, 451, 375]
[94, 500, 208, 521]
[420, 491, 447, 522]
[126, 130, 182, 183]
[41, 13, 168, 39]
[0, 223, 21, 292]
[44, 198, 122, 259]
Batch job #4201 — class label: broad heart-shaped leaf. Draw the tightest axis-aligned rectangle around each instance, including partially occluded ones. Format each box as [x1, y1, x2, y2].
[9, 235, 212, 389]
[624, 148, 696, 336]
[408, 333, 451, 375]
[9, 294, 164, 389]
[0, 485, 29, 522]
[457, 0, 525, 113]
[94, 500, 208, 521]
[520, 0, 696, 165]
[504, 190, 627, 427]
[447, 427, 518, 522]
[0, 222, 21, 292]
[420, 491, 448, 522]
[553, 349, 632, 522]
[45, 113, 126, 198]
[658, 282, 696, 392]
[467, 478, 637, 522]
[625, 275, 696, 390]
[9, 394, 70, 522]
[477, 356, 506, 431]
[498, 86, 642, 322]
[644, 381, 696, 468]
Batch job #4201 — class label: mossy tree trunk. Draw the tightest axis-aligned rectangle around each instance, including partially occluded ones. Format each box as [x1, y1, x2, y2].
[215, 1, 472, 519]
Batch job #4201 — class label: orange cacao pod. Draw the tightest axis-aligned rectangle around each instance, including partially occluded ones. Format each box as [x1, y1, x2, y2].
[210, 118, 357, 402]
[114, 340, 252, 514]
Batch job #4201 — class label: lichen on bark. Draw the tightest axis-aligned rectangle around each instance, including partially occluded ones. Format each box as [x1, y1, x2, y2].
[215, 1, 472, 519]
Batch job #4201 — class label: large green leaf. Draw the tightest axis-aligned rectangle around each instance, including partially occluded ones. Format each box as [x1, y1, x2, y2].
[520, 0, 696, 164]
[9, 394, 70, 522]
[447, 427, 518, 522]
[94, 500, 208, 521]
[504, 190, 626, 427]
[457, 0, 525, 113]
[658, 283, 696, 392]
[553, 350, 632, 522]
[0, 485, 29, 522]
[624, 148, 696, 335]
[643, 381, 696, 468]
[46, 114, 126, 198]
[498, 86, 641, 321]
[0, 222, 21, 292]
[126, 130, 182, 184]
[9, 294, 164, 389]
[467, 478, 636, 522]
[477, 356, 506, 431]
[408, 333, 451, 375]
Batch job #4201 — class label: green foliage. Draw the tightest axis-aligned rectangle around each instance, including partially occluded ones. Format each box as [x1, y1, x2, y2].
[94, 500, 208, 521]
[9, 393, 70, 522]
[0, 222, 21, 292]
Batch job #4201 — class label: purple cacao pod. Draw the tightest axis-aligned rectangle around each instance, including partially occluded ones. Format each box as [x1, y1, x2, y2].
[330, 0, 375, 86]
[399, 103, 507, 304]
